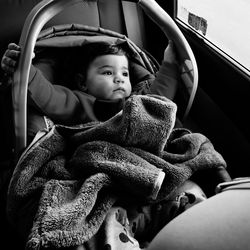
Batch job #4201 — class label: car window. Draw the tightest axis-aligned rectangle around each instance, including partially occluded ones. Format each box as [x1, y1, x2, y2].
[175, 0, 250, 73]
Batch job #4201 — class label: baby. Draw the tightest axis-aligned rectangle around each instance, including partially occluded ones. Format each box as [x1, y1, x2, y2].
[1, 41, 179, 140]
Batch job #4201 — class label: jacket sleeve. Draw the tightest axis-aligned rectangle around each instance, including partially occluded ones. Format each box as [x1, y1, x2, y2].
[149, 61, 180, 100]
[27, 65, 97, 124]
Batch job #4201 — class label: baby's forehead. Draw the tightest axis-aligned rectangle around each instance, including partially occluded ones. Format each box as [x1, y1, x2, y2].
[91, 54, 129, 68]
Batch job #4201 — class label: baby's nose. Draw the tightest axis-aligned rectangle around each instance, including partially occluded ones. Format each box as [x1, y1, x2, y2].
[114, 75, 124, 83]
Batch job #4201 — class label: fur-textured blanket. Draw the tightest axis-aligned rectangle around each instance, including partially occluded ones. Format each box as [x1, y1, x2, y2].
[7, 95, 229, 249]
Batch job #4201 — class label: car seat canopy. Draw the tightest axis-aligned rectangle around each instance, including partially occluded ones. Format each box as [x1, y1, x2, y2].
[33, 23, 159, 91]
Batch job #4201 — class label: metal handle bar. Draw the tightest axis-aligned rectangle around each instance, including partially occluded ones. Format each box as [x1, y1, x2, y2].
[12, 0, 82, 157]
[138, 0, 198, 120]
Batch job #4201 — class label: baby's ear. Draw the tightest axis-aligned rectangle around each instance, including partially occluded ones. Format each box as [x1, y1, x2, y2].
[75, 73, 87, 91]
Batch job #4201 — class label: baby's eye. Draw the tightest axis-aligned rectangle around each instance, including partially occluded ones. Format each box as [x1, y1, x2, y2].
[123, 71, 129, 77]
[102, 70, 113, 75]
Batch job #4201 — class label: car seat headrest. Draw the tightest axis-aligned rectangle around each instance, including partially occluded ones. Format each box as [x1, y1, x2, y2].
[33, 24, 159, 92]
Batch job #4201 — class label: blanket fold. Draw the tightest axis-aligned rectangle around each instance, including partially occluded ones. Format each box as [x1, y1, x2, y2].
[6, 94, 229, 250]
[69, 140, 166, 200]
[70, 94, 177, 155]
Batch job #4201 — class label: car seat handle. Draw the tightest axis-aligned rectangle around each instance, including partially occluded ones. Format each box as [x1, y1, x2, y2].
[12, 0, 83, 157]
[13, 0, 197, 158]
[138, 0, 198, 121]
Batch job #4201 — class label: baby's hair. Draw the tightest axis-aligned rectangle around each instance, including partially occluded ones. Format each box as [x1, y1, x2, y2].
[75, 42, 130, 78]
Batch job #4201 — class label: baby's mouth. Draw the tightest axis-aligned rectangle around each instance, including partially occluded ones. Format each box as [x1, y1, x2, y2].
[114, 87, 125, 93]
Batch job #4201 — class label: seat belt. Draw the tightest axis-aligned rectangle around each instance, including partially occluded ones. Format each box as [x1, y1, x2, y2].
[97, 0, 147, 49]
[98, 0, 126, 34]
[121, 0, 147, 48]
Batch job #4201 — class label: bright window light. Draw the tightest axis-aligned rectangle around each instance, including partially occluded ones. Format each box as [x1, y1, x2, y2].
[176, 0, 250, 72]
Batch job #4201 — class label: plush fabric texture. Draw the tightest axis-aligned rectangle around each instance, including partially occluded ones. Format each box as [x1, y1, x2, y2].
[7, 94, 229, 250]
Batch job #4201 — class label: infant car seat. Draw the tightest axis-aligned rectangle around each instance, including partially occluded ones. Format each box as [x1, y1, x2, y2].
[10, 0, 198, 159]
[0, 1, 199, 249]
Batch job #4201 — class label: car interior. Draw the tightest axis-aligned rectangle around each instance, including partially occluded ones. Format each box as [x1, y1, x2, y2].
[0, 0, 250, 249]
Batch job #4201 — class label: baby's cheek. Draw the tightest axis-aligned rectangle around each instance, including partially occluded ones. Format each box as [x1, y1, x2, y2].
[127, 84, 132, 96]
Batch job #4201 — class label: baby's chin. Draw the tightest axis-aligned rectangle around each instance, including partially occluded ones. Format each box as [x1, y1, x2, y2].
[110, 92, 128, 100]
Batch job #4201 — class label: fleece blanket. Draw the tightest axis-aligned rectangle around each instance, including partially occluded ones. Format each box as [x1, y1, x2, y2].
[6, 94, 230, 250]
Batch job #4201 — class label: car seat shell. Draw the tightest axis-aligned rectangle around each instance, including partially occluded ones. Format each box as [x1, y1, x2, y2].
[12, 0, 198, 158]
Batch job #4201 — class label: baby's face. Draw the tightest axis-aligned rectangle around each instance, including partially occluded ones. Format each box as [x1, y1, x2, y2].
[84, 54, 132, 100]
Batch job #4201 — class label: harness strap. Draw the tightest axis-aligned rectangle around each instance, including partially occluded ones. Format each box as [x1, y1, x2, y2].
[121, 0, 147, 48]
[97, 0, 126, 35]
